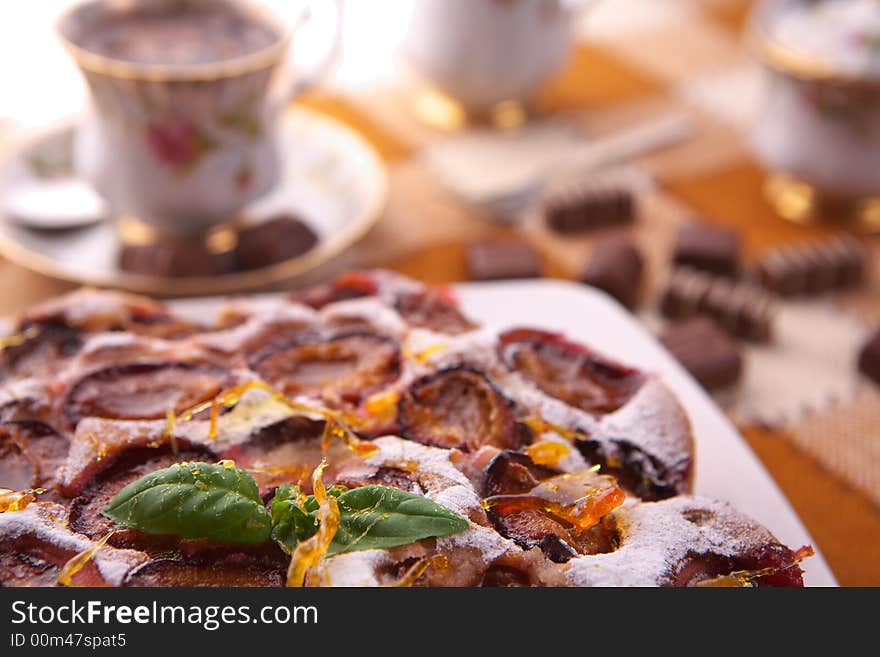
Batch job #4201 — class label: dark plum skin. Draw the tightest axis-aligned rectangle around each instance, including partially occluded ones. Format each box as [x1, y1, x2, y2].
[63, 362, 232, 428]
[249, 331, 401, 405]
[481, 451, 618, 563]
[0, 420, 69, 493]
[498, 328, 644, 414]
[398, 368, 524, 452]
[576, 437, 690, 501]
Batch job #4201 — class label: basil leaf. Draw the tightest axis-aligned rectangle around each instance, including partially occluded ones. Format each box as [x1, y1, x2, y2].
[101, 462, 272, 544]
[270, 484, 319, 554]
[329, 486, 469, 555]
[269, 484, 469, 555]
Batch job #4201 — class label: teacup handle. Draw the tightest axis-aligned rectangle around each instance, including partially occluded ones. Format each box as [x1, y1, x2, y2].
[275, 0, 344, 112]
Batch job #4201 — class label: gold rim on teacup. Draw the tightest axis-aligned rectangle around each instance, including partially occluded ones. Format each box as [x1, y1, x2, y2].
[56, 0, 292, 83]
[751, 14, 880, 89]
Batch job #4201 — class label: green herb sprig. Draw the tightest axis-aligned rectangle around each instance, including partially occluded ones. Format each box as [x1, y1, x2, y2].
[100, 462, 469, 554]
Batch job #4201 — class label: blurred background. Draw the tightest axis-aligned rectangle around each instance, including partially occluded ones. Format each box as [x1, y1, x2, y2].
[0, 0, 878, 584]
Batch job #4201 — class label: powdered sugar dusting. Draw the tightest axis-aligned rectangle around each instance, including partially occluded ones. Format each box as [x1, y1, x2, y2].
[366, 436, 471, 489]
[192, 304, 315, 354]
[436, 524, 518, 565]
[565, 496, 779, 586]
[598, 379, 693, 470]
[0, 378, 49, 408]
[319, 297, 408, 338]
[322, 550, 388, 587]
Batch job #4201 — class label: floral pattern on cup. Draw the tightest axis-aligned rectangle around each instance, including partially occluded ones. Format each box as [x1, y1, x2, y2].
[72, 62, 282, 234]
[146, 118, 217, 171]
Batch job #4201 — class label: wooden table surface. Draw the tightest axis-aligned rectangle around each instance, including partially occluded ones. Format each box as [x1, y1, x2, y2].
[1, 2, 878, 585]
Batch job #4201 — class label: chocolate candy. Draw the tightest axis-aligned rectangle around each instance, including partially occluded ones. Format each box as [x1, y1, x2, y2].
[542, 181, 635, 234]
[660, 317, 743, 390]
[660, 268, 776, 342]
[580, 237, 643, 309]
[673, 224, 741, 277]
[236, 214, 318, 271]
[466, 240, 542, 280]
[755, 235, 866, 297]
[118, 215, 318, 278]
[119, 240, 235, 277]
[858, 328, 880, 386]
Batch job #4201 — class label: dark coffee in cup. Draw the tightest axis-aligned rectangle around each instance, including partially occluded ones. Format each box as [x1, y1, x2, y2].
[76, 2, 280, 66]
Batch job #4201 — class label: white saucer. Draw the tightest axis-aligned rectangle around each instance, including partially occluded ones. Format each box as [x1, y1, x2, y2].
[0, 107, 387, 296]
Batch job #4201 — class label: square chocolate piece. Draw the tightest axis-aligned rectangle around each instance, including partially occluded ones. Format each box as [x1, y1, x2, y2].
[858, 328, 880, 386]
[580, 237, 643, 309]
[660, 317, 743, 390]
[466, 240, 542, 281]
[673, 224, 741, 277]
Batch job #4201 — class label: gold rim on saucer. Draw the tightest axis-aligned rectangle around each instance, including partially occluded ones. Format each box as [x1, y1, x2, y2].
[0, 109, 388, 297]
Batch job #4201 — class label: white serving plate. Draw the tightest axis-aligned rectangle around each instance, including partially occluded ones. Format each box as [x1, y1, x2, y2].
[453, 279, 837, 587]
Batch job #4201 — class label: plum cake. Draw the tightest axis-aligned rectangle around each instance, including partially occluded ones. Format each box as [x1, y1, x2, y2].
[0, 270, 811, 587]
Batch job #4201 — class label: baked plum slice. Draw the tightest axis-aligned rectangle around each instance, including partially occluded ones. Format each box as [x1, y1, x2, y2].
[482, 451, 623, 563]
[673, 544, 811, 587]
[394, 289, 476, 335]
[0, 420, 68, 492]
[577, 437, 690, 501]
[0, 534, 72, 586]
[480, 563, 533, 587]
[332, 463, 421, 494]
[250, 331, 400, 404]
[123, 537, 287, 588]
[63, 361, 232, 428]
[68, 446, 216, 552]
[498, 328, 644, 414]
[559, 497, 811, 587]
[220, 416, 337, 492]
[124, 557, 285, 587]
[291, 271, 378, 309]
[123, 313, 204, 340]
[398, 367, 524, 452]
[1, 321, 83, 382]
[0, 504, 147, 587]
[23, 289, 200, 336]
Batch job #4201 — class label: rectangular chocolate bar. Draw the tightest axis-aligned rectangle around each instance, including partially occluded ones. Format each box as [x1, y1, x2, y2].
[660, 268, 776, 342]
[466, 240, 542, 280]
[543, 181, 635, 234]
[756, 235, 866, 297]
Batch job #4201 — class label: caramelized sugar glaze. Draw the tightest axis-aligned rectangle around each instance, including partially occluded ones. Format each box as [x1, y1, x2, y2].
[0, 271, 809, 586]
